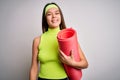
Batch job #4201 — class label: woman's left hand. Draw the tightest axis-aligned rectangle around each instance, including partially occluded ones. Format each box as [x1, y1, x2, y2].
[59, 44, 88, 69]
[59, 49, 75, 66]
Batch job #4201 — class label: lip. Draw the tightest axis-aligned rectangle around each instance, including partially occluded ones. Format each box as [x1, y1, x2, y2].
[51, 19, 58, 23]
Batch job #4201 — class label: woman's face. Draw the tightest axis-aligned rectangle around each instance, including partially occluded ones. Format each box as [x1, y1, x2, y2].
[46, 8, 61, 28]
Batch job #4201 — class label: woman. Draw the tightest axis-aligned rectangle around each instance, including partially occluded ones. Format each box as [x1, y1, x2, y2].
[29, 2, 88, 80]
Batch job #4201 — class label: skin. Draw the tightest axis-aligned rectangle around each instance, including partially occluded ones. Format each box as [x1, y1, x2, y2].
[59, 45, 88, 69]
[46, 8, 61, 29]
[29, 37, 39, 80]
[29, 7, 88, 80]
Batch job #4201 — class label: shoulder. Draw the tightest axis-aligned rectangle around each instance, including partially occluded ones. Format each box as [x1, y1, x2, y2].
[33, 36, 41, 48]
[33, 36, 41, 42]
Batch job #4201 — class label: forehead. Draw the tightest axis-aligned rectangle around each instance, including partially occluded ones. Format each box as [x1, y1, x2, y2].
[47, 8, 59, 13]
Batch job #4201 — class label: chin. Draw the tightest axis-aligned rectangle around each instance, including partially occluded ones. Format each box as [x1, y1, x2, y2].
[50, 24, 60, 28]
[50, 26, 59, 28]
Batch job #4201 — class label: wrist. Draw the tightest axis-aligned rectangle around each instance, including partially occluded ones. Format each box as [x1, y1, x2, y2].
[71, 60, 77, 67]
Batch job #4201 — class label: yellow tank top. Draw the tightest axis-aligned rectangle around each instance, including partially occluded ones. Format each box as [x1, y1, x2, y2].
[38, 27, 67, 79]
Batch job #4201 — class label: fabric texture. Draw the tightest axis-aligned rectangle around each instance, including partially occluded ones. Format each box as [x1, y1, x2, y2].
[38, 77, 69, 80]
[45, 4, 58, 14]
[38, 27, 67, 79]
[57, 28, 82, 80]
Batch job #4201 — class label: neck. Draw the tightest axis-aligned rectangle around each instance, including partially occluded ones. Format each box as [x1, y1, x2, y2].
[47, 26, 60, 34]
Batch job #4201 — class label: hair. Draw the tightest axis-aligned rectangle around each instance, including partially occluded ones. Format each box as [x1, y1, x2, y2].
[42, 2, 66, 33]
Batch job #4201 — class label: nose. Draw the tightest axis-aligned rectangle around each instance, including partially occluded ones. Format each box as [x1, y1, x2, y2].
[52, 13, 56, 18]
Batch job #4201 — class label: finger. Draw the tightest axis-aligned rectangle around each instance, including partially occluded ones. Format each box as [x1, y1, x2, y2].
[59, 54, 65, 63]
[59, 49, 65, 60]
[70, 49, 74, 59]
[59, 49, 66, 57]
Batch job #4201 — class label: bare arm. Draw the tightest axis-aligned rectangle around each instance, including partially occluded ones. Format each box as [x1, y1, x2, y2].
[71, 44, 88, 69]
[29, 37, 40, 80]
[59, 44, 88, 69]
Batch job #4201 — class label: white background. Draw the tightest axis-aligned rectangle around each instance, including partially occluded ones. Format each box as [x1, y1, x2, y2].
[0, 0, 120, 80]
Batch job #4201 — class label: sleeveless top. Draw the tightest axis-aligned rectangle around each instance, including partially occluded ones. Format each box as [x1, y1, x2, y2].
[38, 27, 67, 79]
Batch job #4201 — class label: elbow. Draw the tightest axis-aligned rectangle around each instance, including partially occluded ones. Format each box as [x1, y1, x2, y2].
[84, 62, 89, 69]
[74, 60, 89, 69]
[83, 61, 89, 69]
[79, 60, 89, 69]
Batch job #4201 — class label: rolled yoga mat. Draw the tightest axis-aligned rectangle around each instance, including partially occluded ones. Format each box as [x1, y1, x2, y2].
[57, 28, 82, 80]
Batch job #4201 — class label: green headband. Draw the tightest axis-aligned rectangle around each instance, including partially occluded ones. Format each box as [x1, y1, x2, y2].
[45, 4, 58, 14]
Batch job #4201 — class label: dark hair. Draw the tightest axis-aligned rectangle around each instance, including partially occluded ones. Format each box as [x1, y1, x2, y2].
[42, 2, 66, 33]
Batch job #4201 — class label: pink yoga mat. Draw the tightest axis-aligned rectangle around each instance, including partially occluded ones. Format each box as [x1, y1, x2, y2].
[57, 28, 82, 80]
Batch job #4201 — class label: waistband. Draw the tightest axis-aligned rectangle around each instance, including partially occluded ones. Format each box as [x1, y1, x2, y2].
[38, 77, 69, 80]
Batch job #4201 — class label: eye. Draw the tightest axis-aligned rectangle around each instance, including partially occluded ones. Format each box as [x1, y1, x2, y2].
[46, 13, 52, 16]
[55, 12, 60, 15]
[56, 12, 60, 15]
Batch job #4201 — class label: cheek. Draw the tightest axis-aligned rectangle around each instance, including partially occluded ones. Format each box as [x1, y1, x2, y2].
[59, 16, 61, 23]
[46, 16, 50, 20]
[46, 16, 51, 23]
